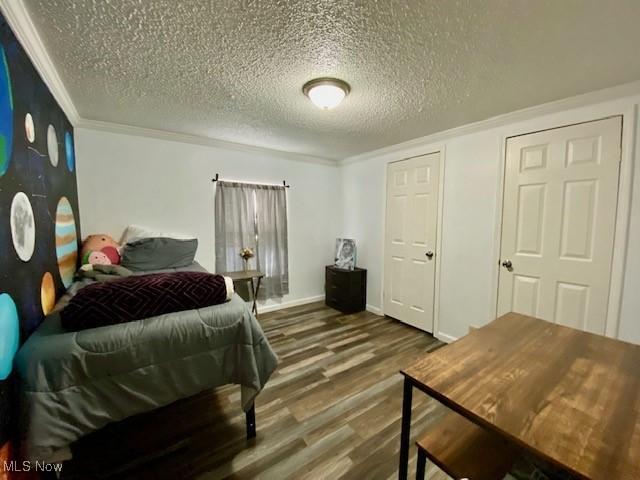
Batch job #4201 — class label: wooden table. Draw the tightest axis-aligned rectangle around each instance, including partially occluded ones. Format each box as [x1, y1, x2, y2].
[219, 270, 264, 315]
[398, 312, 640, 480]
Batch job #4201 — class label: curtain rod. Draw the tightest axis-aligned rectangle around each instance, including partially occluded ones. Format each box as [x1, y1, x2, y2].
[211, 173, 290, 188]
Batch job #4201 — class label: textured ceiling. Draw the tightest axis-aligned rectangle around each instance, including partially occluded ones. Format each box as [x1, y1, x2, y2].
[23, 0, 640, 160]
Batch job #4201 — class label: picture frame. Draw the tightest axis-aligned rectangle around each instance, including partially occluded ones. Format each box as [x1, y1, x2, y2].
[334, 238, 356, 270]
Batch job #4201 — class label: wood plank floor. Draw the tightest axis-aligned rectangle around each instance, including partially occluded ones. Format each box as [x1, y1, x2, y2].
[61, 302, 451, 480]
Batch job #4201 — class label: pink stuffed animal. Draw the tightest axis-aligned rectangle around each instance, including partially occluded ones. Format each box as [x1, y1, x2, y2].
[81, 234, 121, 266]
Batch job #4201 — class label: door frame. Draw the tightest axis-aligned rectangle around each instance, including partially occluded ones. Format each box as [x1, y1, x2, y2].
[381, 148, 446, 337]
[491, 110, 636, 338]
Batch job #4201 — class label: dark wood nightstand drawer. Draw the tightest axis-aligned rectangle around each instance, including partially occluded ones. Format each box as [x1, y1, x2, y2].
[326, 294, 366, 313]
[326, 282, 365, 300]
[325, 268, 349, 288]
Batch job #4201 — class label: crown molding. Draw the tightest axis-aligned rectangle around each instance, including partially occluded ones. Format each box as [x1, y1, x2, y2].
[341, 80, 640, 165]
[6, 0, 638, 168]
[0, 0, 80, 124]
[76, 118, 339, 166]
[0, 0, 337, 166]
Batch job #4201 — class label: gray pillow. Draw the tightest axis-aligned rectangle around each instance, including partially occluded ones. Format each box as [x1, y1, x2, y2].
[121, 237, 198, 271]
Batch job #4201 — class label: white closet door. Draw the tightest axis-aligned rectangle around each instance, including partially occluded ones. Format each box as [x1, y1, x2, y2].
[498, 117, 622, 334]
[384, 153, 440, 332]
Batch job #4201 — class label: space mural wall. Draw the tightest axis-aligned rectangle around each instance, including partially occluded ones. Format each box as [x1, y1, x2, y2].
[0, 13, 81, 460]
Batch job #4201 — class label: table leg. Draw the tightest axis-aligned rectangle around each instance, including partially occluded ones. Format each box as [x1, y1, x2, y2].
[416, 447, 426, 480]
[248, 278, 256, 315]
[399, 376, 413, 480]
[252, 276, 262, 315]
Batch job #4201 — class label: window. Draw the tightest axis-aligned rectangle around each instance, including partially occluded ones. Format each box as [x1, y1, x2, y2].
[214, 181, 289, 299]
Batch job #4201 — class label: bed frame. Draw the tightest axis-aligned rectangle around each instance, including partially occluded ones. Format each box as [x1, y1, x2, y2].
[246, 403, 256, 438]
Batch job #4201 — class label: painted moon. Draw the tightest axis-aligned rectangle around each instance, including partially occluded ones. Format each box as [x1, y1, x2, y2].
[10, 192, 36, 262]
[65, 131, 75, 172]
[47, 124, 58, 167]
[25, 113, 35, 143]
[0, 45, 13, 177]
[55, 196, 78, 288]
[41, 272, 56, 315]
[0, 293, 19, 380]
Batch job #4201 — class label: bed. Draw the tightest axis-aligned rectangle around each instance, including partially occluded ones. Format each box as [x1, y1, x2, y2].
[16, 262, 278, 463]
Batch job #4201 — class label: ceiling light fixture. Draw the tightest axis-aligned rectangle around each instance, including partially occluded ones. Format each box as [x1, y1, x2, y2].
[303, 78, 350, 110]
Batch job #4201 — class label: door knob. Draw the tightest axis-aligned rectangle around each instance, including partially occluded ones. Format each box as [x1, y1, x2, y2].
[426, 251, 434, 259]
[501, 259, 512, 269]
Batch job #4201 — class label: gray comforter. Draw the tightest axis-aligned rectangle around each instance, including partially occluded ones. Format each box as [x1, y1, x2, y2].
[16, 263, 278, 463]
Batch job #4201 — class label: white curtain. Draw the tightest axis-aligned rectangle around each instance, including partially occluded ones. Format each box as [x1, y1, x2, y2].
[254, 184, 289, 300]
[214, 181, 289, 300]
[214, 182, 257, 273]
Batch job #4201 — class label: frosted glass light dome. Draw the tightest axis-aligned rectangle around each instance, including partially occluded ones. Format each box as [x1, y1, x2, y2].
[303, 78, 350, 110]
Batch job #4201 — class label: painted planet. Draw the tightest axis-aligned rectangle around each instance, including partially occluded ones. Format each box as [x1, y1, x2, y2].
[47, 124, 58, 167]
[25, 113, 35, 143]
[55, 196, 78, 288]
[10, 192, 36, 262]
[0, 45, 13, 177]
[65, 132, 75, 171]
[0, 293, 19, 380]
[41, 272, 56, 315]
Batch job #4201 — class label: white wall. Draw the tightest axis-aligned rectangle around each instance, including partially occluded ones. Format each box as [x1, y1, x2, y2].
[75, 128, 341, 310]
[341, 92, 640, 344]
[74, 88, 640, 345]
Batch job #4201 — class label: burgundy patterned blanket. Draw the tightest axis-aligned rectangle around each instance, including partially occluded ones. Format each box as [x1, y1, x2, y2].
[61, 272, 230, 331]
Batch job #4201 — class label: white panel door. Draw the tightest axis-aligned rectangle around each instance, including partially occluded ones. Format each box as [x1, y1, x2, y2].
[384, 153, 440, 332]
[498, 117, 622, 334]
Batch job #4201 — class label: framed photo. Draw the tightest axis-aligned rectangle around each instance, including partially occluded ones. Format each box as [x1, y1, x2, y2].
[335, 238, 356, 270]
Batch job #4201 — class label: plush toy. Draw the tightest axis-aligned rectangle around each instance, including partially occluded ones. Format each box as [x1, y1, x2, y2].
[81, 234, 121, 266]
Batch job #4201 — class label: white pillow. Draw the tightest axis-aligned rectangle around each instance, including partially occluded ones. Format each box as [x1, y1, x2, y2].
[224, 276, 235, 301]
[121, 224, 195, 244]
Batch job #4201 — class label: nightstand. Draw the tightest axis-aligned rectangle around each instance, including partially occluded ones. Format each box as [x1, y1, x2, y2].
[325, 265, 367, 313]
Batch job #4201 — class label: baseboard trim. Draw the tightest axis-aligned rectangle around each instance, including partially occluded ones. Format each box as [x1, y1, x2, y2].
[435, 331, 458, 344]
[366, 304, 383, 316]
[257, 295, 325, 314]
